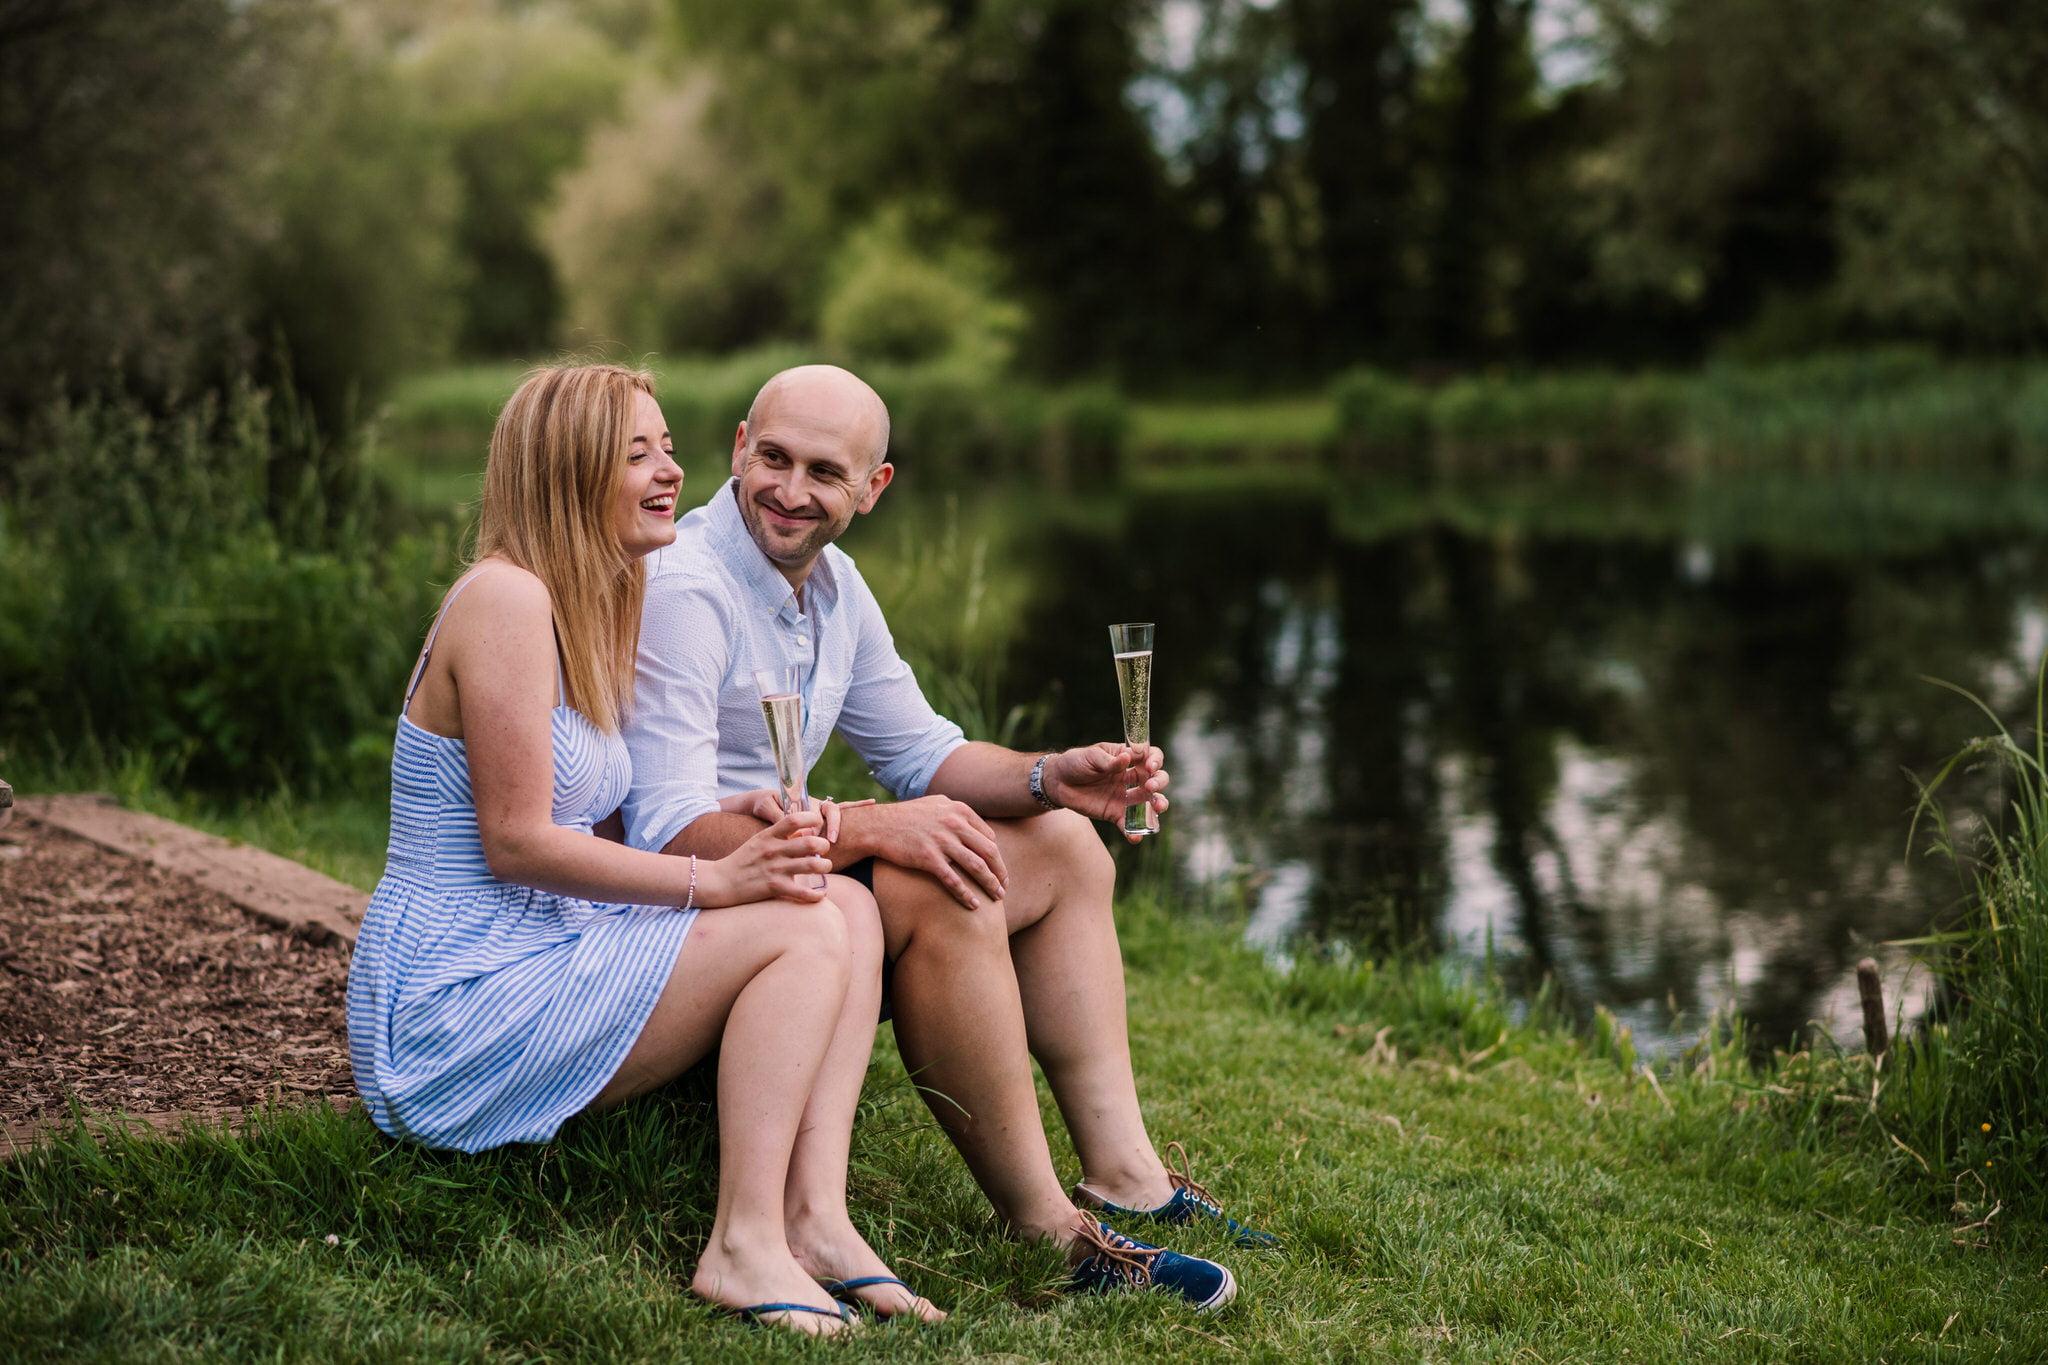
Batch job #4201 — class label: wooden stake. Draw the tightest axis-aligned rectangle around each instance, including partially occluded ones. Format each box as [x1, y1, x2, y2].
[1856, 958, 1889, 1059]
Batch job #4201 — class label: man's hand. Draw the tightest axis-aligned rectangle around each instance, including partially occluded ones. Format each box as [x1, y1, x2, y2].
[851, 795, 1009, 909]
[1046, 742, 1170, 842]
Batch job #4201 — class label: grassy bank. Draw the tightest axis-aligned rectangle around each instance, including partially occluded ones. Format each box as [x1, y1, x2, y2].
[375, 349, 2048, 516]
[1331, 349, 2048, 476]
[4, 890, 2045, 1361]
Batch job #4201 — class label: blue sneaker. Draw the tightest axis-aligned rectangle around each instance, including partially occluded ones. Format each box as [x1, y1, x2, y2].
[1073, 1142, 1279, 1249]
[1068, 1219, 1237, 1313]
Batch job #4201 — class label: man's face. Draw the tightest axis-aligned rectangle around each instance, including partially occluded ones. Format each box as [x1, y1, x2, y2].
[730, 378, 892, 576]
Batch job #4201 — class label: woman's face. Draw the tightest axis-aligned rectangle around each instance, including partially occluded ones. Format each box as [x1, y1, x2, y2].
[615, 389, 682, 559]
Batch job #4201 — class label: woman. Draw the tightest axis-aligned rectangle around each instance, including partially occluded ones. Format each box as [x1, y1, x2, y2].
[347, 363, 937, 1335]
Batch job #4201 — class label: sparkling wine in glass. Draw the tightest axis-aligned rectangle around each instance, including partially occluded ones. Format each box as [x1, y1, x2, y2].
[1107, 622, 1158, 837]
[753, 666, 829, 888]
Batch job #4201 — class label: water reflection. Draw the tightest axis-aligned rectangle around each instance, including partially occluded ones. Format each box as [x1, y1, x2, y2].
[1003, 476, 2048, 1052]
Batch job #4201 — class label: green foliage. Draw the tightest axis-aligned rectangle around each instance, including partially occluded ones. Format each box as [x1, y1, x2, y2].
[1330, 368, 1431, 470]
[0, 383, 453, 795]
[1053, 383, 1132, 491]
[2010, 371, 2048, 471]
[542, 75, 832, 354]
[405, 11, 630, 356]
[0, 0, 285, 414]
[818, 210, 1026, 377]
[1601, 0, 2048, 351]
[1886, 672, 2048, 1222]
[1680, 350, 2016, 472]
[250, 15, 467, 426]
[1323, 353, 2048, 476]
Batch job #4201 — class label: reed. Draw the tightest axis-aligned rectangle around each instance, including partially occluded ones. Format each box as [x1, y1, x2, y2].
[1884, 667, 2048, 1222]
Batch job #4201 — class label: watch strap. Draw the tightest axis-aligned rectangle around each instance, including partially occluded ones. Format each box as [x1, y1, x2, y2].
[1028, 753, 1059, 810]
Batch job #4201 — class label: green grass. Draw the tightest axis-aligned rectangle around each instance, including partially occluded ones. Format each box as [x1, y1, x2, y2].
[5, 886, 2045, 1361]
[1129, 396, 1334, 463]
[1881, 669, 2048, 1221]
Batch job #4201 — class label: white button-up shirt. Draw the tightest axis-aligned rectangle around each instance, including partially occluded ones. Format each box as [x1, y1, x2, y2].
[620, 480, 967, 853]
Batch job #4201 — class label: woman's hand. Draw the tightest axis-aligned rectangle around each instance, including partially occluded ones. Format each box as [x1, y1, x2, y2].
[734, 789, 852, 844]
[697, 808, 832, 906]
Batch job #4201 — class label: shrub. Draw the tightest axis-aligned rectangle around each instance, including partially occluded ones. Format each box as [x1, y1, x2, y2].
[1329, 367, 1430, 471]
[818, 210, 1026, 379]
[0, 383, 451, 795]
[1050, 383, 1130, 491]
[2011, 371, 2048, 471]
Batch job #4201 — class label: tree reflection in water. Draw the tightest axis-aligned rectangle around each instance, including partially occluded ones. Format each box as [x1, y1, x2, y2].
[1003, 475, 2048, 1053]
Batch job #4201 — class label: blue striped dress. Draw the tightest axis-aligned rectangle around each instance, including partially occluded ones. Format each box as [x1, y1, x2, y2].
[346, 573, 699, 1152]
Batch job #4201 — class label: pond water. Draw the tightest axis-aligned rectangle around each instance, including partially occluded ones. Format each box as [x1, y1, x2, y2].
[917, 472, 2048, 1054]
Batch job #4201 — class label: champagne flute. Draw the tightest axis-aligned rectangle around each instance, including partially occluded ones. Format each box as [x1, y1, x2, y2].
[752, 665, 830, 889]
[1107, 622, 1158, 837]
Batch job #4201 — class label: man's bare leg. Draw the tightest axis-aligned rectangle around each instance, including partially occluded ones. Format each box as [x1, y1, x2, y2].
[875, 808, 1175, 1242]
[873, 858, 1086, 1243]
[995, 810, 1177, 1210]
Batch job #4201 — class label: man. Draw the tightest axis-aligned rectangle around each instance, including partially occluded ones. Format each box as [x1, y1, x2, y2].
[621, 365, 1269, 1312]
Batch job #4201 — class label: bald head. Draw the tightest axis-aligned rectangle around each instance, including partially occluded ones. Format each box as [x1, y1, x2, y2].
[745, 365, 891, 472]
[729, 364, 897, 587]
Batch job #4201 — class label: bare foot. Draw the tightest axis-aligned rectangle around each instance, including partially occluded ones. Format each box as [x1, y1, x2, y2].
[692, 1236, 856, 1337]
[787, 1211, 949, 1322]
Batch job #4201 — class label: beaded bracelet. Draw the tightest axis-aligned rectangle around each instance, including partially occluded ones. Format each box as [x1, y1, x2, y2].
[682, 854, 699, 911]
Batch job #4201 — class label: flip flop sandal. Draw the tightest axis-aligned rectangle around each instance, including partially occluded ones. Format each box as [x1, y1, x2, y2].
[817, 1276, 935, 1319]
[723, 1301, 853, 1331]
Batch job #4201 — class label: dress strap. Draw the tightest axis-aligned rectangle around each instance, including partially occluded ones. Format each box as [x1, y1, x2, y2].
[402, 567, 495, 716]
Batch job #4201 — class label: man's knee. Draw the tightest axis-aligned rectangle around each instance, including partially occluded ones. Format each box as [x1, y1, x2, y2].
[875, 865, 1010, 955]
[1032, 807, 1115, 887]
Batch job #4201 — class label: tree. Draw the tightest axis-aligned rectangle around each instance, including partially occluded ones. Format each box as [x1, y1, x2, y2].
[1593, 0, 2048, 353]
[246, 13, 466, 426]
[406, 11, 630, 356]
[1289, 0, 1423, 362]
[0, 0, 281, 414]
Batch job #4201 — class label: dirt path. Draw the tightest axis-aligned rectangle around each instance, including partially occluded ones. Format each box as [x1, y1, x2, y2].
[0, 815, 354, 1142]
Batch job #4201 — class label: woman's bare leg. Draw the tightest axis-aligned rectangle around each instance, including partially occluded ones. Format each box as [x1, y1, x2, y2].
[584, 899, 853, 1335]
[779, 876, 946, 1321]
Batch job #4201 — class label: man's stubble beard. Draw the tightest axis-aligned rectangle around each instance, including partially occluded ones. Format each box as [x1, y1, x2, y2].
[738, 491, 848, 568]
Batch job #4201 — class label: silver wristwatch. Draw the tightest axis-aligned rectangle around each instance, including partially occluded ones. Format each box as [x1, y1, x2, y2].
[1028, 753, 1059, 810]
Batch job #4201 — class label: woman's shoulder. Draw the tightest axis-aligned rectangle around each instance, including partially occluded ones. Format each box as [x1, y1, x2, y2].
[441, 559, 553, 630]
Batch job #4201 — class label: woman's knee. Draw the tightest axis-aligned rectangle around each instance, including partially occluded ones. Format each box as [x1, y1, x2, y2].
[824, 875, 885, 968]
[779, 897, 852, 962]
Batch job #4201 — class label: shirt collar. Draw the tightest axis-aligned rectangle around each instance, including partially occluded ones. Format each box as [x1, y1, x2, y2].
[705, 478, 841, 619]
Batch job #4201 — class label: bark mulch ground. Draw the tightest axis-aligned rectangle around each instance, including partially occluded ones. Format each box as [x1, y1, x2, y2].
[0, 815, 353, 1139]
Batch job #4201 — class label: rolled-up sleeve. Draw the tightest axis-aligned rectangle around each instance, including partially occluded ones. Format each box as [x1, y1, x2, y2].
[833, 578, 966, 799]
[621, 570, 733, 853]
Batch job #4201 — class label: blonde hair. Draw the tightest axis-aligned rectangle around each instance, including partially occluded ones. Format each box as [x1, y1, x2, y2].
[473, 363, 656, 733]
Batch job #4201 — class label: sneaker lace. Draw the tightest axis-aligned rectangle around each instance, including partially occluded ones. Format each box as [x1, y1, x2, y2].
[1072, 1219, 1159, 1288]
[1163, 1141, 1224, 1216]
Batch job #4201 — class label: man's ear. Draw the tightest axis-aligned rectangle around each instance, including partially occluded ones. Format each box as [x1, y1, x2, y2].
[856, 460, 894, 514]
[729, 422, 749, 479]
